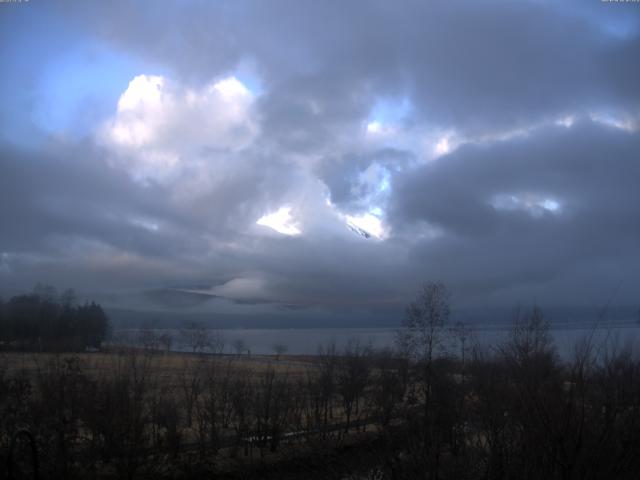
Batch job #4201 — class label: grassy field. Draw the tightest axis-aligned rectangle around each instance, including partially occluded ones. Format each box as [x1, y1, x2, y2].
[0, 349, 316, 378]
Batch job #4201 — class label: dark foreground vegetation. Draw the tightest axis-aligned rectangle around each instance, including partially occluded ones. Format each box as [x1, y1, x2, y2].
[0, 285, 110, 352]
[1, 283, 639, 479]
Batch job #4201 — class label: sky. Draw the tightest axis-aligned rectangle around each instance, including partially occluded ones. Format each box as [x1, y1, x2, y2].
[1, 0, 640, 323]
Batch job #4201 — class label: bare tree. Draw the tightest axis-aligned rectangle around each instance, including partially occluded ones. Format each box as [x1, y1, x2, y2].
[252, 368, 292, 455]
[272, 343, 288, 360]
[178, 357, 204, 428]
[503, 305, 555, 363]
[232, 339, 247, 356]
[371, 349, 407, 429]
[180, 322, 211, 354]
[209, 329, 225, 355]
[317, 342, 338, 436]
[397, 282, 450, 365]
[195, 359, 236, 457]
[396, 282, 451, 479]
[137, 328, 159, 352]
[229, 373, 252, 457]
[158, 332, 173, 353]
[337, 339, 372, 432]
[449, 321, 474, 380]
[396, 281, 451, 406]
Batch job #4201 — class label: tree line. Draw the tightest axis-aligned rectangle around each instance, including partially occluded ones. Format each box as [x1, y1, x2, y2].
[0, 284, 110, 351]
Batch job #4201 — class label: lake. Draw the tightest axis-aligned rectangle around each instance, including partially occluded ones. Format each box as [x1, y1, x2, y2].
[114, 322, 640, 358]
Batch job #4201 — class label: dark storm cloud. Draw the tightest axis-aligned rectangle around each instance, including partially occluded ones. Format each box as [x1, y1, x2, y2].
[253, 0, 640, 132]
[57, 0, 640, 133]
[255, 76, 373, 153]
[0, 141, 198, 257]
[392, 121, 640, 234]
[391, 120, 640, 305]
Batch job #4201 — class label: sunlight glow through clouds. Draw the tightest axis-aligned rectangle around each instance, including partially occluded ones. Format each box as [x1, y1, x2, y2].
[256, 207, 302, 236]
[345, 212, 387, 239]
[323, 193, 388, 240]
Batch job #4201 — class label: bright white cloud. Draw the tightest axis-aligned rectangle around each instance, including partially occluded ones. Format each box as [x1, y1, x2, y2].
[117, 74, 165, 112]
[100, 74, 258, 182]
[109, 75, 165, 148]
[345, 212, 387, 239]
[434, 136, 451, 156]
[212, 76, 251, 99]
[256, 206, 302, 236]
